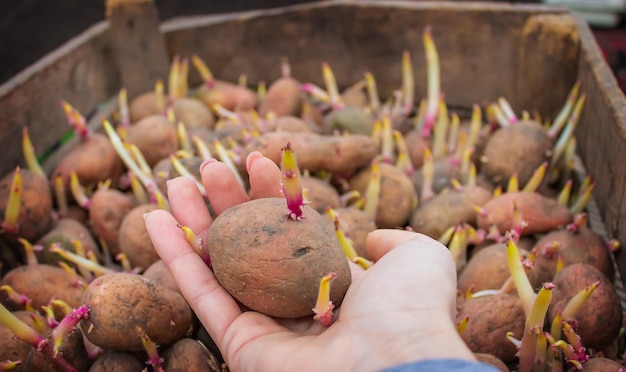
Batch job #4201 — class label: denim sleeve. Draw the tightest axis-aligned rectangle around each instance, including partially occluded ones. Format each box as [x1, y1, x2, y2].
[381, 359, 502, 372]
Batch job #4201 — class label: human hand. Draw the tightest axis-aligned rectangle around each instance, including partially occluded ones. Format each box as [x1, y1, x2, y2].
[144, 152, 477, 371]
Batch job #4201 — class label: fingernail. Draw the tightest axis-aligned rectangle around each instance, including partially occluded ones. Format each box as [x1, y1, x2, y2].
[199, 158, 217, 173]
[246, 151, 262, 171]
[143, 212, 150, 220]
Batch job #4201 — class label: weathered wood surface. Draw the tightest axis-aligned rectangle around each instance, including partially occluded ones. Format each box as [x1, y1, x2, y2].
[106, 0, 169, 99]
[0, 21, 119, 180]
[164, 1, 574, 117]
[574, 18, 626, 276]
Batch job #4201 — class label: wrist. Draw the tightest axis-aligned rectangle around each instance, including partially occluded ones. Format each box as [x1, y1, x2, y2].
[347, 312, 477, 371]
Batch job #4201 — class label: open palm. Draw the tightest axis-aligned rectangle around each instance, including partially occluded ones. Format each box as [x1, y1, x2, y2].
[145, 152, 476, 372]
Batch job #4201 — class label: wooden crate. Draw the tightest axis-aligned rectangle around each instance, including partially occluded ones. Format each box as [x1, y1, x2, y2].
[0, 1, 625, 278]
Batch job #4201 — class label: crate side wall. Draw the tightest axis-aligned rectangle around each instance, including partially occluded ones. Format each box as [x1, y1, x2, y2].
[0, 22, 120, 179]
[162, 3, 573, 117]
[574, 20, 626, 284]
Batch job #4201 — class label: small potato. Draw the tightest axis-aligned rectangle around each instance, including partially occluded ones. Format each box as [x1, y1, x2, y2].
[82, 273, 192, 350]
[1, 264, 85, 312]
[457, 243, 510, 293]
[51, 133, 124, 198]
[266, 115, 312, 133]
[119, 204, 161, 270]
[129, 91, 160, 122]
[410, 185, 492, 239]
[457, 293, 525, 363]
[332, 207, 376, 260]
[143, 259, 180, 294]
[476, 191, 573, 235]
[194, 80, 257, 111]
[0, 311, 43, 365]
[481, 120, 552, 187]
[163, 338, 221, 372]
[323, 106, 374, 135]
[302, 176, 340, 213]
[473, 353, 508, 372]
[23, 327, 89, 372]
[0, 169, 54, 243]
[89, 187, 138, 257]
[548, 263, 622, 351]
[259, 74, 302, 118]
[528, 226, 615, 287]
[172, 97, 215, 129]
[243, 131, 378, 174]
[410, 157, 462, 197]
[125, 115, 179, 167]
[349, 163, 416, 229]
[37, 218, 99, 266]
[89, 351, 145, 372]
[403, 131, 431, 169]
[206, 198, 351, 319]
[579, 357, 624, 372]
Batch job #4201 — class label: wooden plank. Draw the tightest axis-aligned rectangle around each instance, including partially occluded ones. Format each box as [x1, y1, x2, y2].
[162, 1, 569, 114]
[574, 19, 626, 280]
[0, 21, 120, 180]
[517, 13, 580, 119]
[106, 0, 169, 99]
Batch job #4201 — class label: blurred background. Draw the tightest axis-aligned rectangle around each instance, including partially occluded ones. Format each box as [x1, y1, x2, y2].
[1, 0, 625, 90]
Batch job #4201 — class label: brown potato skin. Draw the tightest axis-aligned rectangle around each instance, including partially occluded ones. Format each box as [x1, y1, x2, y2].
[22, 328, 89, 372]
[302, 176, 340, 214]
[473, 353, 509, 372]
[0, 264, 85, 312]
[333, 207, 376, 260]
[89, 188, 138, 257]
[89, 351, 145, 372]
[349, 163, 416, 229]
[266, 115, 312, 133]
[476, 191, 573, 235]
[548, 264, 622, 351]
[458, 243, 510, 293]
[528, 226, 615, 288]
[481, 120, 552, 187]
[0, 311, 44, 367]
[579, 357, 624, 372]
[163, 338, 221, 372]
[82, 273, 192, 350]
[143, 259, 180, 294]
[51, 133, 124, 198]
[410, 185, 492, 239]
[125, 115, 179, 167]
[242, 131, 378, 174]
[172, 97, 215, 129]
[259, 77, 302, 118]
[194, 80, 258, 111]
[119, 203, 161, 270]
[37, 218, 99, 266]
[0, 169, 54, 243]
[403, 131, 431, 169]
[410, 157, 462, 197]
[129, 91, 161, 123]
[457, 293, 525, 363]
[206, 198, 351, 318]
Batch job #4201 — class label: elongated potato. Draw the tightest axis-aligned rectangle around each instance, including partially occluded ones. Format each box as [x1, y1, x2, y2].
[410, 185, 492, 239]
[242, 131, 378, 174]
[476, 191, 572, 235]
[0, 264, 85, 313]
[82, 273, 192, 350]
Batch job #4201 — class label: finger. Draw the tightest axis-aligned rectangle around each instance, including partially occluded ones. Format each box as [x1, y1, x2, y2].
[246, 151, 283, 199]
[145, 210, 242, 346]
[167, 176, 213, 234]
[201, 159, 249, 215]
[365, 229, 441, 262]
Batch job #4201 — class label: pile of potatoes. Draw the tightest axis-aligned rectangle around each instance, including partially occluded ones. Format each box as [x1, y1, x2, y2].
[0, 31, 624, 371]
